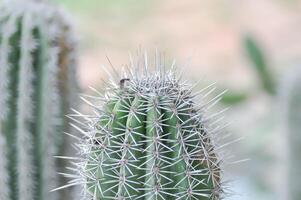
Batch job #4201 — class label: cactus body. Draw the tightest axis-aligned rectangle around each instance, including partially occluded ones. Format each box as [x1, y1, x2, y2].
[280, 66, 301, 200]
[65, 55, 227, 200]
[0, 0, 78, 200]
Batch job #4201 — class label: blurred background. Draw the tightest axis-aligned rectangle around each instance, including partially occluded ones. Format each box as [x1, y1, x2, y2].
[53, 0, 301, 199]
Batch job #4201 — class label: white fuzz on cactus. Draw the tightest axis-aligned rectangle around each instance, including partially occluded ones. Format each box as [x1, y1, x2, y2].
[16, 12, 36, 200]
[60, 53, 233, 200]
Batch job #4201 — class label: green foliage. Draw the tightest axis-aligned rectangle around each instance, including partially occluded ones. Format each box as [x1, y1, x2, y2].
[243, 35, 276, 95]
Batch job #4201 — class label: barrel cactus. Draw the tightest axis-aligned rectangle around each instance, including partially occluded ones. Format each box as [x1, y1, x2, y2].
[0, 0, 78, 200]
[63, 54, 228, 200]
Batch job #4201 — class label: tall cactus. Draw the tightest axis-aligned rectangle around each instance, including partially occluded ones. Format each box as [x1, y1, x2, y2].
[280, 66, 301, 200]
[62, 54, 228, 199]
[0, 0, 78, 200]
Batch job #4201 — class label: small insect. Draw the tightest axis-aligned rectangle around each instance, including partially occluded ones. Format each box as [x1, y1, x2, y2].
[120, 78, 130, 89]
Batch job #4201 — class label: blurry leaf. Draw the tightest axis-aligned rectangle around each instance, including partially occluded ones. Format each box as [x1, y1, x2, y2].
[243, 35, 276, 95]
[220, 91, 248, 105]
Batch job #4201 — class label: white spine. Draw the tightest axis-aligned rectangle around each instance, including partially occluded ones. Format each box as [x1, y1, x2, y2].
[16, 13, 36, 200]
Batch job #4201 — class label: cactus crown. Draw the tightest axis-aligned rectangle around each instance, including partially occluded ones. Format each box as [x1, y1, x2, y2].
[63, 54, 228, 200]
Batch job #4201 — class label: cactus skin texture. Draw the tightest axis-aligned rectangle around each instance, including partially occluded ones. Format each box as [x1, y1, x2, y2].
[63, 54, 228, 200]
[281, 66, 301, 200]
[0, 0, 78, 200]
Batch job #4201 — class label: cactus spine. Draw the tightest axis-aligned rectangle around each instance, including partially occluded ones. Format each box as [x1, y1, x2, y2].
[0, 0, 78, 200]
[280, 66, 301, 200]
[64, 54, 228, 199]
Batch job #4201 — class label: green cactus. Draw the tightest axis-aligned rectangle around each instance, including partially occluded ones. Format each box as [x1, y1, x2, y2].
[63, 54, 228, 199]
[0, 0, 78, 200]
[280, 66, 301, 200]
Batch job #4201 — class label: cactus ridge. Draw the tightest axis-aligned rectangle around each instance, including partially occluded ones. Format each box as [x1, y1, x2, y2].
[62, 54, 230, 200]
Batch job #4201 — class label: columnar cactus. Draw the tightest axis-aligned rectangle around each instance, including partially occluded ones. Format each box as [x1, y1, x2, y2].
[64, 54, 228, 199]
[0, 0, 78, 200]
[280, 66, 301, 200]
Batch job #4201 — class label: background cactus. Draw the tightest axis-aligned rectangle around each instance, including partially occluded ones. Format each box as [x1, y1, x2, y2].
[0, 0, 78, 200]
[280, 66, 301, 200]
[63, 54, 229, 200]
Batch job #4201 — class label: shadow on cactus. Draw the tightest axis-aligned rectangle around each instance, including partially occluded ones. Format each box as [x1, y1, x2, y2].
[60, 53, 233, 199]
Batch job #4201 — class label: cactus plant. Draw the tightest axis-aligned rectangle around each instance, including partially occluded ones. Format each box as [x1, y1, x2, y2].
[280, 66, 301, 200]
[0, 0, 78, 200]
[62, 54, 229, 200]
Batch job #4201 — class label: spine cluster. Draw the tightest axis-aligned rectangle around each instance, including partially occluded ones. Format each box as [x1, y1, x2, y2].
[0, 0, 78, 200]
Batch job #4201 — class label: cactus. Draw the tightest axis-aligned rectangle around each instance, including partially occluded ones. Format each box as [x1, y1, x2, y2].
[280, 66, 301, 200]
[62, 54, 229, 200]
[0, 0, 78, 200]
